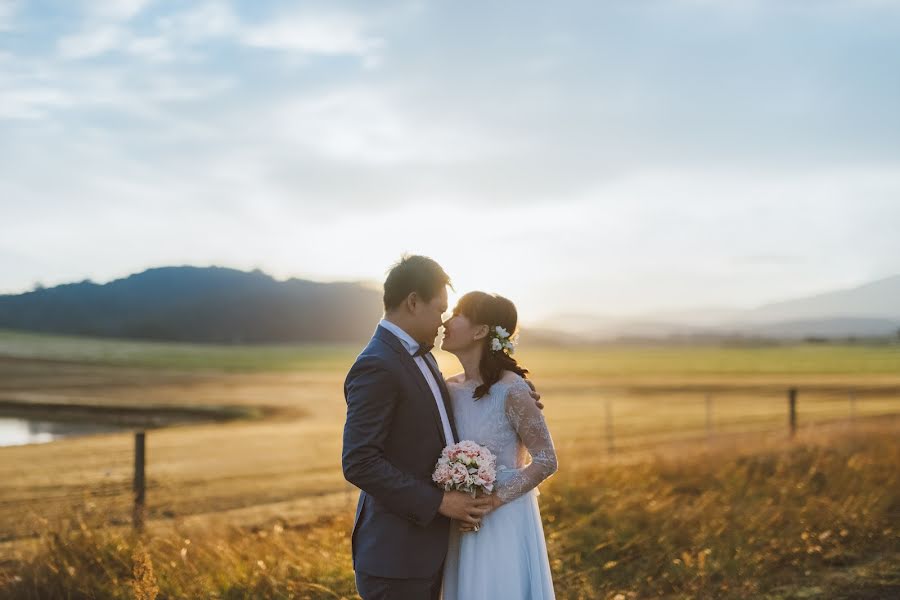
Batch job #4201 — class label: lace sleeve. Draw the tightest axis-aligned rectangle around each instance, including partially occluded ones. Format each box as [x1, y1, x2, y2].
[495, 379, 559, 503]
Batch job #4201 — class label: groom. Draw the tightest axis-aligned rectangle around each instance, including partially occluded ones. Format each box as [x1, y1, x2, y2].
[342, 255, 540, 599]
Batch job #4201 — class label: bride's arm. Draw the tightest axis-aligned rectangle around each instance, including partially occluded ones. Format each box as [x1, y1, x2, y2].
[493, 379, 559, 506]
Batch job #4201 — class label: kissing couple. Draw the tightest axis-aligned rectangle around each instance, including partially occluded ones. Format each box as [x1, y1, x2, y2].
[342, 255, 558, 599]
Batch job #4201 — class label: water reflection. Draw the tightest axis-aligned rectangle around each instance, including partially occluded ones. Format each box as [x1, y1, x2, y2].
[0, 418, 128, 447]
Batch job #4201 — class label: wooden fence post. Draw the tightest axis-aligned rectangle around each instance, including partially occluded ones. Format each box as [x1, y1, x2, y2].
[788, 388, 797, 438]
[133, 431, 146, 532]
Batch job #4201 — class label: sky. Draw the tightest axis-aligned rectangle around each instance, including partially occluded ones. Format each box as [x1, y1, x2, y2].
[1, 0, 899, 323]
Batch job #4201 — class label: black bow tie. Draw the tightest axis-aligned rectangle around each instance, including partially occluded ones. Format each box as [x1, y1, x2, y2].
[413, 344, 433, 357]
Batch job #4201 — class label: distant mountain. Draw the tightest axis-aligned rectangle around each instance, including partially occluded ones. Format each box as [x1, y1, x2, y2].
[742, 275, 900, 323]
[738, 317, 900, 340]
[534, 275, 900, 341]
[0, 266, 384, 343]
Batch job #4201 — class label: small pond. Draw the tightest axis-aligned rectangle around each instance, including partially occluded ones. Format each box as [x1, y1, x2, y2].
[0, 417, 130, 447]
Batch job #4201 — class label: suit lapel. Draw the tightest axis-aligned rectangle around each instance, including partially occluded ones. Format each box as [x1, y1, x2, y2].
[398, 350, 450, 446]
[375, 325, 449, 446]
[425, 353, 460, 444]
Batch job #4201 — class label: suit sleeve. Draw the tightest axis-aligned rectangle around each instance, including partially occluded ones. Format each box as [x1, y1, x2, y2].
[342, 355, 444, 526]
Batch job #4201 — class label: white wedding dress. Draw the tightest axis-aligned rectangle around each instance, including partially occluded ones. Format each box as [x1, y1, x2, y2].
[442, 373, 558, 600]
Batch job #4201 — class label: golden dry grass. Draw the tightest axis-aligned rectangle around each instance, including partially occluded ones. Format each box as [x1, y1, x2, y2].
[1, 420, 897, 599]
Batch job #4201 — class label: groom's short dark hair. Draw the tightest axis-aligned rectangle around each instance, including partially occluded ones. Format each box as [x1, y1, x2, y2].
[383, 254, 452, 312]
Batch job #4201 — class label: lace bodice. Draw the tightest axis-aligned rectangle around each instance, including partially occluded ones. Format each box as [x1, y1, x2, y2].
[446, 373, 558, 503]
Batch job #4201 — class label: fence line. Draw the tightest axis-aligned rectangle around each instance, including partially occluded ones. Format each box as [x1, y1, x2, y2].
[597, 386, 893, 458]
[1, 386, 896, 542]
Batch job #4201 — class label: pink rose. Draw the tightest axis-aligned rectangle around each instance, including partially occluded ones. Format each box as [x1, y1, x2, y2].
[451, 463, 469, 484]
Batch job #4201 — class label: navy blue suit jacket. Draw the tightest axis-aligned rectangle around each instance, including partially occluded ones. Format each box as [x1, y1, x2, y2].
[342, 325, 460, 578]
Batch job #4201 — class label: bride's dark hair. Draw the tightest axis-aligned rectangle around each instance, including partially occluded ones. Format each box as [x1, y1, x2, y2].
[452, 291, 529, 399]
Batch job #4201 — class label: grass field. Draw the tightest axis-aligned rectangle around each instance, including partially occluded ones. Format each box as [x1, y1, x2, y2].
[0, 329, 898, 597]
[2, 421, 897, 599]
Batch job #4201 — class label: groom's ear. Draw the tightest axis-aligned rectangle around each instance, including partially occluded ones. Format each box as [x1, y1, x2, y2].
[404, 291, 419, 314]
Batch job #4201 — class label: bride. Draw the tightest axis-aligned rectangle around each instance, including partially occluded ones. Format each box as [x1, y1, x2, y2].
[439, 291, 558, 599]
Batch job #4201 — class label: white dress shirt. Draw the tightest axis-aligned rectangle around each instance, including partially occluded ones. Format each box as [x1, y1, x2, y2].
[378, 318, 456, 446]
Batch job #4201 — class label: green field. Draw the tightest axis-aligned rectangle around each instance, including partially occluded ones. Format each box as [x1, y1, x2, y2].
[0, 329, 898, 598]
[0, 329, 357, 372]
[2, 329, 899, 375]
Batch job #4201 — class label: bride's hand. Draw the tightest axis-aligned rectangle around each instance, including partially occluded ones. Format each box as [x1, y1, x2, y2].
[458, 496, 504, 531]
[458, 519, 480, 532]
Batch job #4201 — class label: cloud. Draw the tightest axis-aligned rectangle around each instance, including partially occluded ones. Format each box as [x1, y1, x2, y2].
[240, 11, 383, 60]
[56, 2, 229, 61]
[156, 2, 239, 42]
[0, 86, 71, 119]
[57, 26, 125, 60]
[55, 0, 156, 59]
[83, 0, 153, 22]
[55, 3, 383, 67]
[0, 50, 234, 126]
[266, 86, 511, 165]
[125, 35, 175, 62]
[153, 2, 384, 65]
[730, 254, 804, 266]
[0, 0, 16, 31]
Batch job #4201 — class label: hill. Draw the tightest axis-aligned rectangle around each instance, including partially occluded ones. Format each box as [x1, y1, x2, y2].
[0, 266, 383, 343]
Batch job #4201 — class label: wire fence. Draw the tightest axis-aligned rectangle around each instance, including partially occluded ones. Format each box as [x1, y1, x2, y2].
[557, 385, 899, 459]
[1, 385, 898, 549]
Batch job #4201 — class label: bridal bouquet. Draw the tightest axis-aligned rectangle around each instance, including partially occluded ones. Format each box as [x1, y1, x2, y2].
[432, 440, 497, 497]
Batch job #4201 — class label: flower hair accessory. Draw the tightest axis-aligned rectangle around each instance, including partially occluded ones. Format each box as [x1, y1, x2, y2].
[489, 325, 518, 355]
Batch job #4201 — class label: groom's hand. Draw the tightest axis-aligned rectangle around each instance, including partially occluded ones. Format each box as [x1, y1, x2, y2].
[438, 491, 492, 526]
[526, 380, 544, 410]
